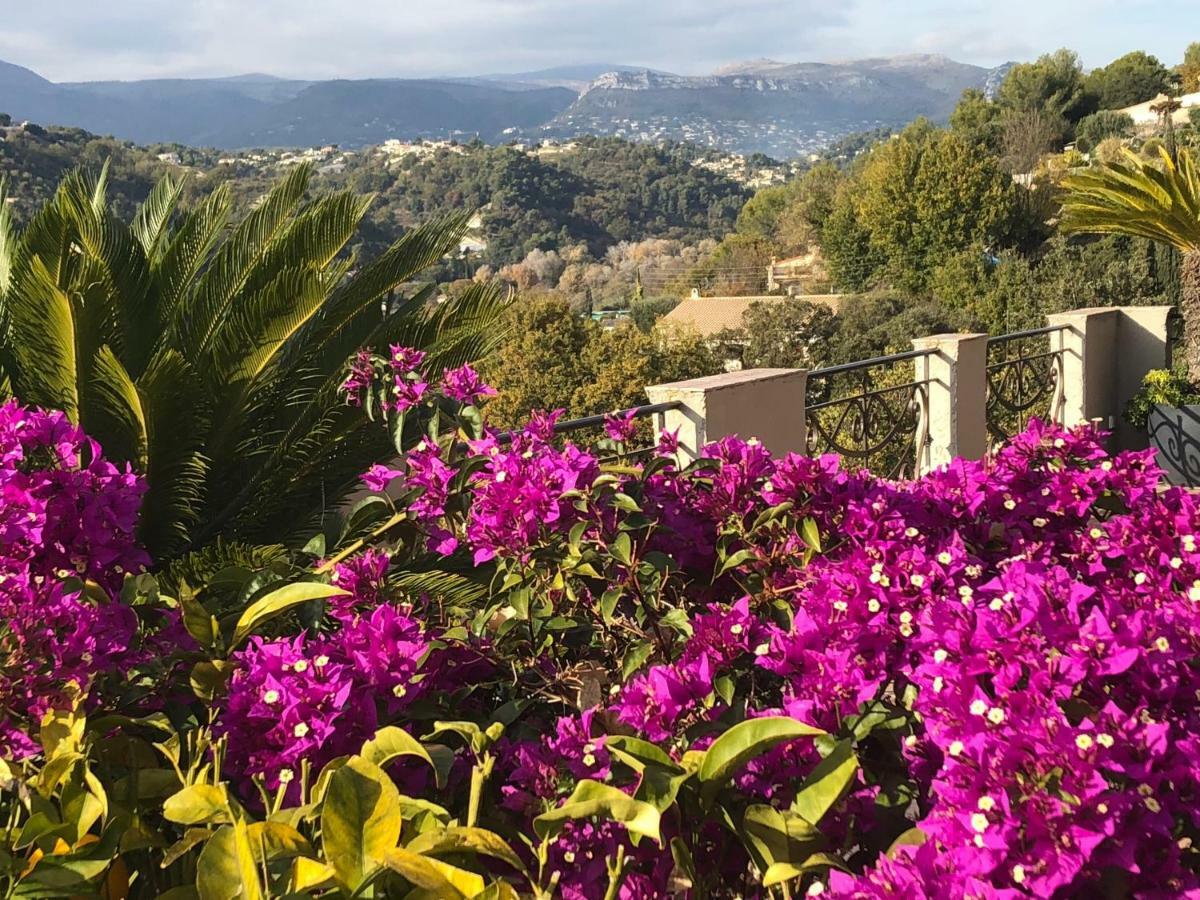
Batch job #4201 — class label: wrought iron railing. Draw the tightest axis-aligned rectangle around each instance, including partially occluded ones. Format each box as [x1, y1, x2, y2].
[985, 326, 1066, 442]
[497, 401, 680, 459]
[805, 349, 931, 479]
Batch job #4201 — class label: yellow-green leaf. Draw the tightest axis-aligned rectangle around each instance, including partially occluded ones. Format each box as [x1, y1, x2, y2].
[196, 823, 262, 900]
[533, 780, 661, 845]
[405, 826, 527, 876]
[320, 756, 402, 892]
[163, 784, 230, 826]
[360, 726, 437, 782]
[384, 847, 481, 897]
[230, 581, 349, 648]
[246, 821, 312, 863]
[698, 717, 824, 805]
[291, 857, 337, 891]
[789, 740, 858, 826]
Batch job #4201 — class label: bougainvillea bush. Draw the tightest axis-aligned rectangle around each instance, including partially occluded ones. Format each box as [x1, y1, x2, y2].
[4, 349, 1200, 899]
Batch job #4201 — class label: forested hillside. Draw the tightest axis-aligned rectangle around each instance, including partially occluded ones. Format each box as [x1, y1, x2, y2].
[0, 124, 748, 271]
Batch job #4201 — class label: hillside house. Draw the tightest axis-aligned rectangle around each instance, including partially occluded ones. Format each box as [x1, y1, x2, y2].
[661, 293, 844, 339]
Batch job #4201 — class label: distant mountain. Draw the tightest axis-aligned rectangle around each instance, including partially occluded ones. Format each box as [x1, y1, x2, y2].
[0, 54, 1017, 156]
[0, 59, 51, 88]
[541, 54, 1015, 156]
[0, 62, 575, 147]
[475, 63, 660, 91]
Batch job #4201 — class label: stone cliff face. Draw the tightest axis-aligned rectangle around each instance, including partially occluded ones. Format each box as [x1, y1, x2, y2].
[552, 57, 1009, 155]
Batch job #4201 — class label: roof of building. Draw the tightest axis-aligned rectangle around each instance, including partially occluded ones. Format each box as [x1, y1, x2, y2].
[660, 294, 845, 337]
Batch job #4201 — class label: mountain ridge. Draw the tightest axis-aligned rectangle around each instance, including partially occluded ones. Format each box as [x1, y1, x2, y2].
[0, 54, 1015, 155]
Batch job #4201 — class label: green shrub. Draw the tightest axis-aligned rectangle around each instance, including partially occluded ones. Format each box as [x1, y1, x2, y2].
[1125, 368, 1200, 428]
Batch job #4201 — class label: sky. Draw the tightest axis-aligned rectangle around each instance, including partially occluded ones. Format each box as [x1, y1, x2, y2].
[0, 0, 1195, 82]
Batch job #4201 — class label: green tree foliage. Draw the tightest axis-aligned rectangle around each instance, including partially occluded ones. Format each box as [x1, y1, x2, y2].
[0, 165, 508, 558]
[930, 236, 1169, 335]
[821, 182, 880, 292]
[0, 125, 178, 224]
[482, 295, 720, 429]
[334, 137, 747, 266]
[1085, 51, 1172, 110]
[949, 88, 1002, 149]
[736, 299, 840, 368]
[1074, 110, 1136, 152]
[835, 125, 1024, 291]
[1181, 42, 1200, 93]
[630, 296, 680, 332]
[832, 293, 969, 361]
[996, 49, 1095, 133]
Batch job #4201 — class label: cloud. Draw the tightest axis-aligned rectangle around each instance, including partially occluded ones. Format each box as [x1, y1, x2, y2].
[0, 0, 1195, 82]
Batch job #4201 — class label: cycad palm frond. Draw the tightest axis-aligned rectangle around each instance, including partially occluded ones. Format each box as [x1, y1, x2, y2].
[1060, 147, 1200, 252]
[0, 162, 507, 561]
[175, 164, 312, 364]
[131, 174, 185, 265]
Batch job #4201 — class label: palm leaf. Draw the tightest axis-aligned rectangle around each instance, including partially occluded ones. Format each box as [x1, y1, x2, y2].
[175, 164, 311, 363]
[389, 570, 489, 607]
[62, 192, 157, 373]
[0, 178, 13, 296]
[8, 256, 78, 418]
[87, 344, 148, 467]
[135, 350, 212, 557]
[151, 185, 233, 341]
[132, 174, 184, 265]
[294, 210, 473, 368]
[1061, 148, 1200, 252]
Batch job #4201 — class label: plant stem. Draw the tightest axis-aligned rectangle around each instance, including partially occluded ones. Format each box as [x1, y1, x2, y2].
[315, 512, 406, 574]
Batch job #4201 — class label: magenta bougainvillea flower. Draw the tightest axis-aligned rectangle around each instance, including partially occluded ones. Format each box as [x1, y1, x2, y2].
[17, 373, 1200, 899]
[0, 402, 148, 757]
[441, 364, 498, 406]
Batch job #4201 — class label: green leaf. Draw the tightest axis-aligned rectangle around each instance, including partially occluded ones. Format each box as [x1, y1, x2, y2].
[230, 581, 349, 648]
[670, 837, 697, 886]
[196, 822, 263, 900]
[360, 726, 438, 784]
[789, 740, 858, 826]
[697, 717, 825, 805]
[621, 641, 655, 681]
[162, 784, 230, 825]
[320, 756, 403, 892]
[610, 532, 633, 566]
[605, 737, 692, 814]
[742, 804, 824, 882]
[717, 548, 757, 577]
[161, 828, 214, 869]
[801, 517, 822, 553]
[405, 826, 528, 876]
[177, 586, 216, 650]
[533, 780, 661, 845]
[383, 847, 480, 898]
[423, 721, 504, 756]
[611, 492, 642, 512]
[599, 588, 622, 624]
[751, 500, 793, 531]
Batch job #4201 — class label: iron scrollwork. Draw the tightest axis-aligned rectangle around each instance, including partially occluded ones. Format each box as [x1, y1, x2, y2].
[985, 327, 1066, 442]
[805, 352, 931, 479]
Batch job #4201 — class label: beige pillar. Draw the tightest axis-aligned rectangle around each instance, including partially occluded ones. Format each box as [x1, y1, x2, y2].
[1113, 306, 1174, 449]
[645, 368, 807, 461]
[1046, 308, 1121, 432]
[911, 333, 989, 472]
